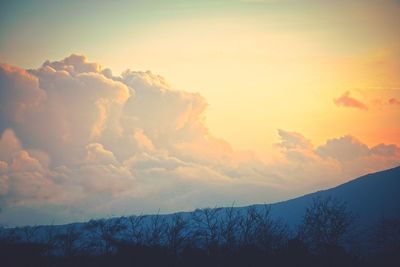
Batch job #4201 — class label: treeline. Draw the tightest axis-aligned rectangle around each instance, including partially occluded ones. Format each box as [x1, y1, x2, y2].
[0, 197, 399, 267]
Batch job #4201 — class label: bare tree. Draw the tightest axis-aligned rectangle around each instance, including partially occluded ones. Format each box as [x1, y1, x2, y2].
[166, 214, 188, 256]
[299, 196, 353, 253]
[127, 214, 145, 245]
[236, 205, 288, 252]
[218, 204, 240, 249]
[40, 224, 58, 256]
[84, 217, 126, 255]
[254, 205, 288, 252]
[144, 211, 167, 246]
[191, 207, 222, 252]
[56, 224, 82, 257]
[21, 225, 40, 243]
[0, 226, 20, 243]
[238, 206, 259, 247]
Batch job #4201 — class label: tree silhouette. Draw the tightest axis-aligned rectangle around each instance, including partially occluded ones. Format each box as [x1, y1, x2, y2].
[191, 207, 221, 253]
[127, 214, 145, 245]
[84, 217, 126, 255]
[56, 224, 81, 257]
[219, 204, 240, 249]
[299, 196, 353, 254]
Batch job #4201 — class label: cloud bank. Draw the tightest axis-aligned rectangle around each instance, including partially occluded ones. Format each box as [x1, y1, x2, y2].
[0, 55, 399, 226]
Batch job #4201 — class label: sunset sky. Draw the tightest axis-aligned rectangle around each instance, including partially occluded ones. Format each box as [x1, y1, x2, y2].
[0, 0, 399, 226]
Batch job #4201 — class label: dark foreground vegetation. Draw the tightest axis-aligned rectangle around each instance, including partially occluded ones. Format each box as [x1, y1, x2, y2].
[1, 197, 399, 267]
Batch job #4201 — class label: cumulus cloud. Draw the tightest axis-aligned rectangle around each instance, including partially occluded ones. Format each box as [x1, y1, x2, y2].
[276, 130, 312, 162]
[0, 129, 61, 208]
[0, 54, 398, 225]
[316, 136, 400, 179]
[0, 129, 22, 161]
[273, 130, 341, 190]
[0, 64, 46, 126]
[334, 91, 368, 110]
[274, 130, 400, 190]
[316, 135, 370, 162]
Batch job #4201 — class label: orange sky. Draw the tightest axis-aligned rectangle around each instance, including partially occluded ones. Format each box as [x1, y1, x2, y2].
[0, 0, 399, 225]
[1, 1, 399, 155]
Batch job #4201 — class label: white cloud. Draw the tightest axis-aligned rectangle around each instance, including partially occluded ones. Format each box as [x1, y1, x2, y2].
[0, 55, 399, 226]
[316, 135, 370, 161]
[85, 143, 117, 165]
[0, 64, 46, 125]
[316, 136, 400, 179]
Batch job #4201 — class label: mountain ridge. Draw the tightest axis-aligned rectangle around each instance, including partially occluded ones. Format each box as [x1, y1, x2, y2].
[266, 165, 400, 227]
[1, 166, 399, 230]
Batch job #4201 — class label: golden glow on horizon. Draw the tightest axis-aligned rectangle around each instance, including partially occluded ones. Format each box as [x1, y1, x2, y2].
[1, 2, 399, 155]
[88, 17, 400, 154]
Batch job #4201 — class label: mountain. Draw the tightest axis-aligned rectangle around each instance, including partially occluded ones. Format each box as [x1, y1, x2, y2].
[266, 166, 400, 228]
[1, 165, 399, 267]
[1, 166, 399, 243]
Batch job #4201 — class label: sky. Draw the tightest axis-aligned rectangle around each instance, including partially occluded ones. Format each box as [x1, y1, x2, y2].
[0, 0, 399, 226]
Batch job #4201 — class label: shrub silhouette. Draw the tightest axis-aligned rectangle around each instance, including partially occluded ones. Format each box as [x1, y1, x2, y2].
[0, 202, 399, 266]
